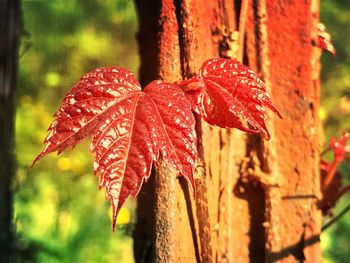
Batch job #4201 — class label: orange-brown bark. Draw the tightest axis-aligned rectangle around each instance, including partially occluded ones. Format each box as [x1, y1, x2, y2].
[245, 0, 322, 262]
[134, 0, 322, 262]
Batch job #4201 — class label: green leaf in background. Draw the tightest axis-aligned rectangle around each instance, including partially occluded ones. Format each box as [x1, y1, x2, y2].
[320, 1, 350, 263]
[15, 0, 138, 262]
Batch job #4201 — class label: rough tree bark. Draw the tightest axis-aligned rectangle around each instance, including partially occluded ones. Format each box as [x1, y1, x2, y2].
[0, 0, 21, 261]
[134, 0, 322, 262]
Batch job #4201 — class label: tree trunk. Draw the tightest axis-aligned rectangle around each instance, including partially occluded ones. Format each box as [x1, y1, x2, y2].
[134, 0, 322, 262]
[0, 0, 21, 261]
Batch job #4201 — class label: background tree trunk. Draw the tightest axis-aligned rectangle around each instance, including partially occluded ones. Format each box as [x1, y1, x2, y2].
[134, 0, 322, 262]
[0, 0, 21, 261]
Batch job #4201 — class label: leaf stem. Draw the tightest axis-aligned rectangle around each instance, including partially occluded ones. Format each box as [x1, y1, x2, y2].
[322, 161, 339, 190]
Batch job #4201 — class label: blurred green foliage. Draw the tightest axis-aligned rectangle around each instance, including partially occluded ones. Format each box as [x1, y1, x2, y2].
[14, 0, 350, 262]
[15, 0, 138, 262]
[320, 0, 350, 140]
[320, 1, 350, 263]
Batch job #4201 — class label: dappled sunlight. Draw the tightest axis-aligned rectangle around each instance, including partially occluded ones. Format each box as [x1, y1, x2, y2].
[15, 0, 138, 262]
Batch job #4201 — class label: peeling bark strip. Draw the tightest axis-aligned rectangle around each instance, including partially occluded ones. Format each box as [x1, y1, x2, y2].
[0, 0, 20, 261]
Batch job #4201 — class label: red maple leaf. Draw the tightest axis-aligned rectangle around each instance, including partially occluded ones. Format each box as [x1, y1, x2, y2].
[177, 58, 281, 139]
[32, 67, 197, 229]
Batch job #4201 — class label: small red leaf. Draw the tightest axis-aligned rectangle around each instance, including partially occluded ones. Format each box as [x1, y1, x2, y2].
[177, 58, 281, 138]
[319, 133, 350, 215]
[329, 132, 350, 164]
[33, 67, 197, 229]
[317, 23, 336, 56]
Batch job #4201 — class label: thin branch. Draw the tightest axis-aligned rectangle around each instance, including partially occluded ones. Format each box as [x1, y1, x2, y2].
[193, 117, 213, 263]
[336, 184, 350, 201]
[175, 0, 213, 261]
[154, 160, 178, 263]
[255, 0, 270, 87]
[322, 202, 350, 231]
[237, 0, 249, 62]
[154, 0, 183, 262]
